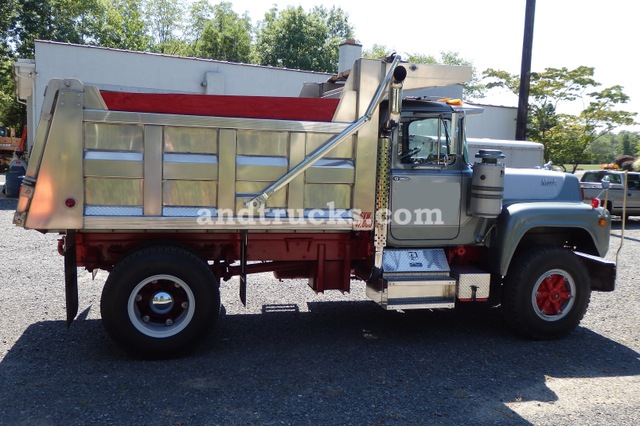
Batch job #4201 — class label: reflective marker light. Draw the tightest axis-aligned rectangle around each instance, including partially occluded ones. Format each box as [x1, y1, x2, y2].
[65, 197, 76, 208]
[437, 98, 463, 106]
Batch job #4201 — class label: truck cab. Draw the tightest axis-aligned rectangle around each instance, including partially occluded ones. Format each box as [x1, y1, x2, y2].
[388, 99, 477, 243]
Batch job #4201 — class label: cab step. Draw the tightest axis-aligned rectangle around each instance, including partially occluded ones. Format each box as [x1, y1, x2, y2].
[366, 248, 456, 309]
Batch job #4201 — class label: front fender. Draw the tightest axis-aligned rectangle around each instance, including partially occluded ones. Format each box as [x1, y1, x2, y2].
[492, 201, 611, 276]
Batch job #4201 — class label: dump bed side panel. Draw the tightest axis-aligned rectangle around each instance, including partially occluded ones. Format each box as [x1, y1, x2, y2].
[18, 80, 378, 232]
[81, 109, 360, 230]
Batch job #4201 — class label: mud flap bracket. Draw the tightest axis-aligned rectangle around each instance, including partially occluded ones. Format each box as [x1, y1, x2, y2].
[239, 230, 248, 306]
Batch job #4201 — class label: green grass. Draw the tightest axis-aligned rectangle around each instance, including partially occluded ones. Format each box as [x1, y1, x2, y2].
[575, 164, 605, 171]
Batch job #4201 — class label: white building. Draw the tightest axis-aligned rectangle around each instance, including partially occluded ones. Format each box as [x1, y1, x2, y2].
[466, 102, 517, 141]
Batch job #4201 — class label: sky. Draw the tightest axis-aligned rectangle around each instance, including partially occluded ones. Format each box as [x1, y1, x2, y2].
[226, 0, 640, 132]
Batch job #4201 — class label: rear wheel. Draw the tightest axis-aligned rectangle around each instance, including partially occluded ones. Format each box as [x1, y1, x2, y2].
[502, 246, 590, 339]
[100, 245, 220, 358]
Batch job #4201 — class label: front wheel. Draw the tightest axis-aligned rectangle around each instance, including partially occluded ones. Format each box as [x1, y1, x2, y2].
[100, 245, 220, 358]
[502, 247, 591, 339]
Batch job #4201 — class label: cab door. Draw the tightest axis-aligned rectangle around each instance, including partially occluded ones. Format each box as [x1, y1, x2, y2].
[387, 115, 465, 243]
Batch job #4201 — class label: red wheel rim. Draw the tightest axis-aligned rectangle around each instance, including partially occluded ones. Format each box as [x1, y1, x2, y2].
[531, 269, 576, 321]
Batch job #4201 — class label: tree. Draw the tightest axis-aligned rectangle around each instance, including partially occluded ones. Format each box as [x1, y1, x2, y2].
[1, 0, 18, 57]
[255, 5, 353, 73]
[11, 0, 73, 57]
[625, 132, 640, 157]
[3, 0, 108, 129]
[143, 0, 184, 54]
[0, 0, 20, 129]
[311, 5, 354, 70]
[0, 58, 24, 131]
[185, 0, 215, 54]
[613, 154, 635, 170]
[56, 0, 107, 45]
[484, 66, 637, 172]
[198, 2, 252, 63]
[8, 0, 140, 56]
[613, 130, 640, 157]
[95, 0, 150, 51]
[314, 6, 352, 41]
[364, 44, 436, 63]
[438, 51, 486, 100]
[586, 131, 640, 165]
[585, 133, 616, 164]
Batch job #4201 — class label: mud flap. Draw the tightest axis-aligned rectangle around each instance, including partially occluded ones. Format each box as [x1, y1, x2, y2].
[64, 230, 79, 326]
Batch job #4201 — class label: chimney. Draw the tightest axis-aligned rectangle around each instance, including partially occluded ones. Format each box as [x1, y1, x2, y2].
[338, 39, 362, 73]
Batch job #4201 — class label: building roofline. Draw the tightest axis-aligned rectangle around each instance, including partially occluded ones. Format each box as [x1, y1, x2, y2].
[34, 40, 334, 76]
[465, 101, 517, 110]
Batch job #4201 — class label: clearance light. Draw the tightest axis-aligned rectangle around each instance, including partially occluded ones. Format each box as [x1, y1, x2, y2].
[591, 198, 600, 209]
[598, 217, 607, 227]
[65, 197, 77, 208]
[437, 98, 463, 106]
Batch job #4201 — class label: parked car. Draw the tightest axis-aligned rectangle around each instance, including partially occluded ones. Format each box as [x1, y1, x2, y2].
[580, 170, 640, 217]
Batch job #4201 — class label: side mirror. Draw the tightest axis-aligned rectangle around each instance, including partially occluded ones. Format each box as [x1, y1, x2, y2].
[601, 180, 610, 189]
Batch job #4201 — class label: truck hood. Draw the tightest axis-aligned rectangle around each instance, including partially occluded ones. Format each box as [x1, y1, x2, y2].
[503, 168, 580, 201]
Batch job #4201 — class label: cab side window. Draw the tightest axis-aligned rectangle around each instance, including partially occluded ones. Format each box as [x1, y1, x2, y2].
[627, 174, 640, 188]
[604, 174, 622, 184]
[582, 172, 604, 183]
[397, 116, 456, 166]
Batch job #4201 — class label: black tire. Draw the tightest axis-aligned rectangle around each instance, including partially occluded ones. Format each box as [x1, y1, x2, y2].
[502, 246, 591, 339]
[100, 245, 220, 358]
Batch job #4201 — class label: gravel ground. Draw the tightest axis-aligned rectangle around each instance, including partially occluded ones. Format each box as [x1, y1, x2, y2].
[1, 192, 639, 425]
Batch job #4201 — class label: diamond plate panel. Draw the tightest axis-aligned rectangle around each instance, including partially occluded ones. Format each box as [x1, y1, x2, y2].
[85, 206, 143, 216]
[451, 265, 491, 300]
[382, 249, 449, 274]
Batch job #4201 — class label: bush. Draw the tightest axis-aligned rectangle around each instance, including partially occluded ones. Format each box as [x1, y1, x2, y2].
[621, 160, 635, 171]
[615, 155, 636, 170]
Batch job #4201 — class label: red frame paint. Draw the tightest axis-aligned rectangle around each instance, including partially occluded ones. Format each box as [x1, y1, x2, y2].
[72, 231, 374, 292]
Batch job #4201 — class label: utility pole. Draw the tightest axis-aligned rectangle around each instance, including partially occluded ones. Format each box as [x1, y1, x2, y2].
[516, 0, 536, 140]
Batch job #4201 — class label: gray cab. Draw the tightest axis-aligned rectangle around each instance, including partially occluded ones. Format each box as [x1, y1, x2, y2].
[387, 100, 484, 245]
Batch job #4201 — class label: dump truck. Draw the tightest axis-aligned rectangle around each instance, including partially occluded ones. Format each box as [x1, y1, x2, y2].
[13, 56, 616, 358]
